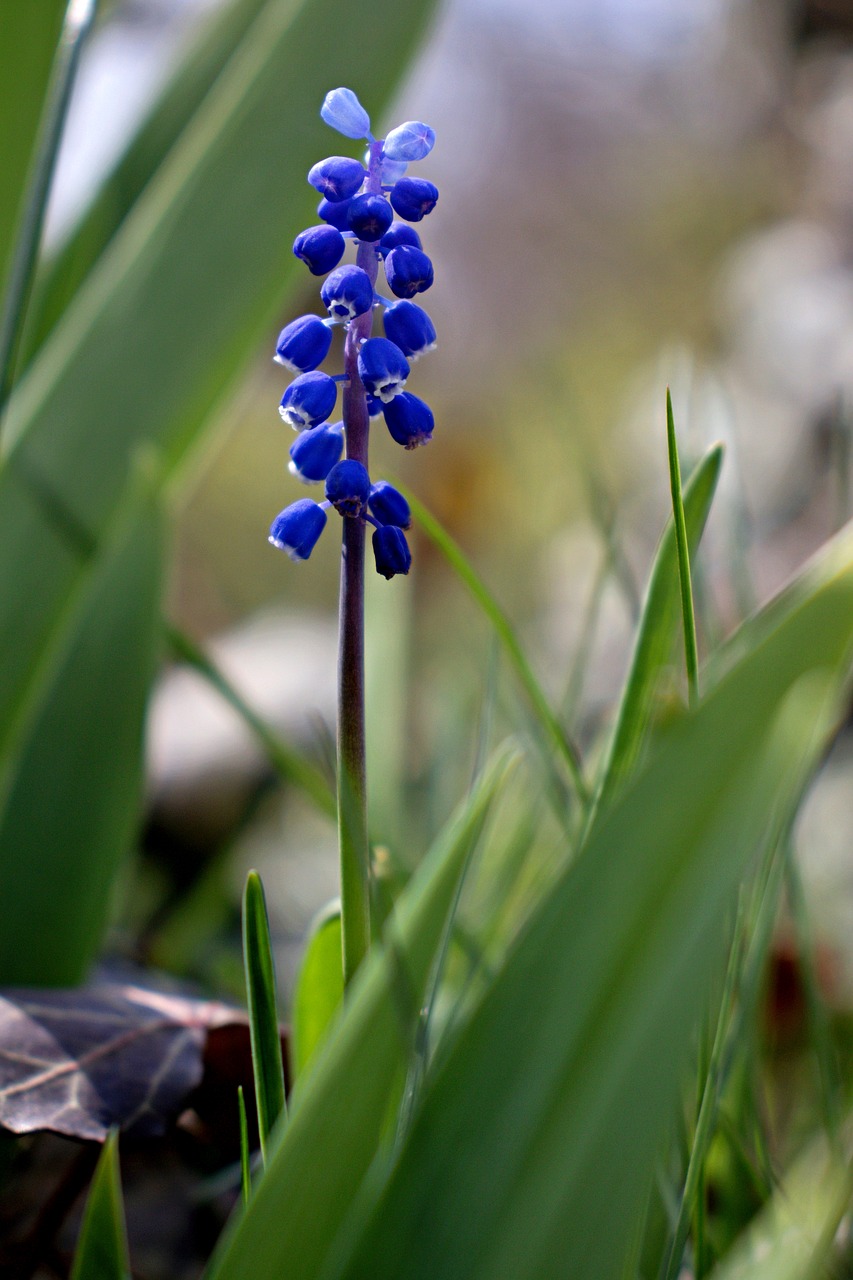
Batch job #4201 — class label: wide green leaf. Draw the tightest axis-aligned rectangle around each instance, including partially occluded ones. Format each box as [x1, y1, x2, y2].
[326, 522, 853, 1280]
[205, 747, 516, 1280]
[70, 1131, 131, 1280]
[291, 901, 343, 1082]
[0, 474, 164, 984]
[0, 0, 67, 294]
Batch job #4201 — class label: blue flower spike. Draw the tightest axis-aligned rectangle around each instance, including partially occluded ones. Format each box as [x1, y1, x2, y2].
[279, 370, 338, 430]
[308, 156, 366, 202]
[383, 300, 436, 359]
[293, 224, 346, 275]
[270, 88, 438, 582]
[383, 120, 435, 162]
[269, 499, 327, 560]
[389, 178, 438, 223]
[372, 525, 412, 579]
[289, 422, 344, 482]
[275, 315, 333, 372]
[383, 392, 434, 449]
[358, 337, 409, 402]
[325, 459, 371, 517]
[321, 87, 371, 140]
[384, 246, 434, 299]
[368, 481, 411, 529]
[321, 265, 374, 320]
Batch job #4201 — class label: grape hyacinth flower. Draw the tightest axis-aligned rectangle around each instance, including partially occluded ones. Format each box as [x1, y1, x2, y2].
[267, 87, 438, 986]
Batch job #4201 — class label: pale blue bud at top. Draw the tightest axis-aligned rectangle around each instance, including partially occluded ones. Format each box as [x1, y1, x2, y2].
[368, 481, 411, 529]
[308, 156, 366, 202]
[293, 224, 346, 275]
[385, 245, 434, 299]
[389, 177, 438, 223]
[321, 264, 374, 320]
[325, 459, 371, 517]
[321, 87, 371, 140]
[373, 525, 412, 579]
[383, 120, 435, 162]
[383, 392, 434, 449]
[279, 370, 337, 430]
[269, 499, 327, 560]
[289, 422, 343, 482]
[383, 300, 436, 359]
[275, 315, 333, 372]
[358, 337, 409, 402]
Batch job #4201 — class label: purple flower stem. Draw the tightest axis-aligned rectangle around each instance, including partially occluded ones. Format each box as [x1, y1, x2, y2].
[337, 138, 383, 987]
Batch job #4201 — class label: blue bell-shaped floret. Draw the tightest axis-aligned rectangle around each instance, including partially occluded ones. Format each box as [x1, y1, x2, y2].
[368, 481, 411, 529]
[325, 459, 371, 516]
[347, 194, 393, 243]
[321, 265, 374, 320]
[379, 222, 422, 255]
[321, 87, 371, 140]
[275, 315, 333, 372]
[367, 394, 384, 418]
[383, 300, 436, 359]
[389, 178, 438, 222]
[308, 156, 366, 202]
[317, 196, 353, 230]
[372, 525, 412, 578]
[269, 499, 327, 560]
[357, 337, 409, 402]
[292, 224, 346, 275]
[288, 422, 344, 482]
[278, 371, 337, 429]
[383, 392, 434, 448]
[384, 246, 434, 299]
[383, 121, 435, 162]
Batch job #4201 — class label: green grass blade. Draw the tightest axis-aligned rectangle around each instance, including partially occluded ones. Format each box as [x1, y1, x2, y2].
[325, 522, 853, 1280]
[70, 1131, 131, 1280]
[666, 389, 700, 707]
[291, 901, 344, 1082]
[243, 870, 286, 1165]
[20, 0, 270, 362]
[592, 444, 722, 819]
[400, 484, 588, 809]
[238, 1086, 252, 1208]
[205, 747, 517, 1280]
[0, 1, 67, 295]
[166, 624, 334, 818]
[0, 0, 96, 422]
[0, 468, 164, 984]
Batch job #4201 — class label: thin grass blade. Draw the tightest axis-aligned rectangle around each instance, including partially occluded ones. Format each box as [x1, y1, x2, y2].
[592, 443, 722, 819]
[291, 901, 344, 1083]
[666, 389, 700, 707]
[70, 1130, 131, 1280]
[238, 1086, 252, 1208]
[243, 870, 286, 1165]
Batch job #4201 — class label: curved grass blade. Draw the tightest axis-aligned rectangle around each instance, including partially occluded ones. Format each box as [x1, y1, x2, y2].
[0, 0, 97, 424]
[666, 389, 700, 708]
[592, 444, 722, 821]
[70, 1130, 130, 1280]
[243, 870, 286, 1165]
[325, 522, 853, 1280]
[205, 747, 517, 1280]
[400, 485, 588, 810]
[291, 901, 343, 1082]
[166, 624, 334, 818]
